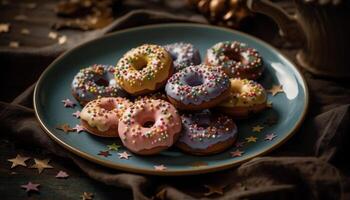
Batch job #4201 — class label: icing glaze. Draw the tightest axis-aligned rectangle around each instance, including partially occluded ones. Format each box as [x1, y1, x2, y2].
[115, 44, 173, 94]
[80, 97, 132, 132]
[71, 64, 127, 104]
[206, 41, 263, 79]
[165, 64, 230, 105]
[164, 42, 201, 72]
[118, 98, 181, 152]
[178, 110, 238, 150]
[219, 78, 267, 108]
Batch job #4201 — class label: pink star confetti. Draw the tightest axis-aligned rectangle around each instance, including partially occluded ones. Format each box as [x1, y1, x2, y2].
[56, 170, 69, 179]
[230, 149, 244, 157]
[265, 133, 277, 141]
[154, 164, 167, 171]
[118, 151, 131, 159]
[73, 124, 85, 133]
[61, 99, 75, 108]
[21, 182, 40, 193]
[72, 110, 81, 118]
[235, 141, 245, 148]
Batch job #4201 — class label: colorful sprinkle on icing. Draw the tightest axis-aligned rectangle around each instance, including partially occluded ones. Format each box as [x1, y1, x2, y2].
[164, 42, 201, 71]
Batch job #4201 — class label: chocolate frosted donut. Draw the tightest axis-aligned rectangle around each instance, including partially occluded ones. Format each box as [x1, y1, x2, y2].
[164, 42, 201, 72]
[206, 41, 264, 80]
[176, 110, 238, 155]
[165, 64, 230, 110]
[71, 64, 127, 105]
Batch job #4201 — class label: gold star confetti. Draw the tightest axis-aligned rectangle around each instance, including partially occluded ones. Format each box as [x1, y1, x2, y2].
[21, 28, 30, 35]
[56, 124, 74, 133]
[9, 41, 19, 48]
[189, 161, 208, 168]
[107, 143, 121, 151]
[245, 136, 258, 143]
[58, 35, 67, 45]
[7, 154, 30, 168]
[30, 158, 53, 174]
[81, 192, 94, 200]
[48, 32, 58, 39]
[204, 184, 225, 196]
[154, 164, 167, 171]
[268, 85, 284, 96]
[266, 101, 273, 108]
[252, 125, 264, 133]
[0, 23, 10, 33]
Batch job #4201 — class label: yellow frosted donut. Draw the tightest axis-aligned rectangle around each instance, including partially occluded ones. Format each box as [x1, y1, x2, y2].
[217, 78, 267, 118]
[115, 44, 173, 95]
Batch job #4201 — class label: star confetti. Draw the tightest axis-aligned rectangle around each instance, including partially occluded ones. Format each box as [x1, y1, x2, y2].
[9, 41, 19, 48]
[235, 141, 245, 148]
[98, 150, 111, 157]
[230, 149, 244, 157]
[0, 23, 10, 33]
[189, 161, 208, 167]
[265, 133, 277, 141]
[58, 35, 67, 45]
[107, 143, 121, 151]
[154, 165, 167, 171]
[72, 110, 81, 118]
[56, 124, 74, 133]
[20, 28, 30, 35]
[81, 192, 94, 200]
[62, 99, 75, 108]
[73, 124, 85, 133]
[246, 136, 258, 143]
[204, 184, 225, 196]
[21, 182, 40, 193]
[30, 158, 53, 174]
[7, 154, 30, 168]
[56, 170, 69, 179]
[268, 85, 284, 96]
[48, 31, 58, 39]
[252, 125, 264, 133]
[118, 151, 131, 159]
[266, 101, 273, 108]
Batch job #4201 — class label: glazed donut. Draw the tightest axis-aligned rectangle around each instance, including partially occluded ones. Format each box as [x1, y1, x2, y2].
[71, 64, 127, 105]
[217, 78, 267, 118]
[206, 41, 263, 80]
[118, 98, 182, 155]
[176, 110, 238, 155]
[165, 64, 230, 110]
[115, 44, 173, 95]
[164, 42, 201, 72]
[80, 97, 132, 137]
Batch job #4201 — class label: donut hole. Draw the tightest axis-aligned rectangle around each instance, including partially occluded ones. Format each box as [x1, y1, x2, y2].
[197, 122, 210, 129]
[142, 120, 155, 128]
[99, 103, 116, 111]
[95, 78, 109, 87]
[185, 74, 203, 87]
[224, 51, 242, 62]
[133, 57, 148, 70]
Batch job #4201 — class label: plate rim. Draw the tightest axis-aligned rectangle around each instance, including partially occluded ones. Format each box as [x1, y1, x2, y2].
[34, 23, 309, 176]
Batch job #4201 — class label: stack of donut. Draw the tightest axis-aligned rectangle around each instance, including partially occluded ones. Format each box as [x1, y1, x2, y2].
[71, 41, 268, 156]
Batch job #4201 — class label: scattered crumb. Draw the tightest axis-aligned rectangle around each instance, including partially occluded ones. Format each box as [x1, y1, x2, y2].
[9, 41, 19, 48]
[0, 23, 10, 33]
[14, 15, 28, 21]
[58, 35, 67, 45]
[48, 32, 58, 39]
[21, 28, 30, 35]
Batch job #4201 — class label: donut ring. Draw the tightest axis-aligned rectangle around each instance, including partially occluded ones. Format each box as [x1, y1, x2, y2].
[80, 97, 132, 137]
[71, 64, 127, 105]
[165, 64, 230, 110]
[118, 98, 182, 155]
[164, 42, 201, 72]
[115, 44, 173, 95]
[206, 41, 263, 80]
[217, 78, 267, 118]
[177, 110, 238, 155]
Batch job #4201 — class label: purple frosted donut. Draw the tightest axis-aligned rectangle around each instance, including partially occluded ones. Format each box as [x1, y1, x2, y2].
[165, 64, 230, 110]
[176, 110, 238, 155]
[164, 42, 201, 72]
[206, 41, 263, 80]
[71, 64, 127, 105]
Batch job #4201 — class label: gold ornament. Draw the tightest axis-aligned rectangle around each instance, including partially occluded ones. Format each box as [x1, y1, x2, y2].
[188, 0, 251, 28]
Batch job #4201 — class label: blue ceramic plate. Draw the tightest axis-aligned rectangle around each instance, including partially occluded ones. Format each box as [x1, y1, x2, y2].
[34, 23, 308, 175]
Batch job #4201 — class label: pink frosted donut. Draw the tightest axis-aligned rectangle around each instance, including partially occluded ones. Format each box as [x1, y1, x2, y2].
[118, 98, 182, 155]
[80, 97, 132, 137]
